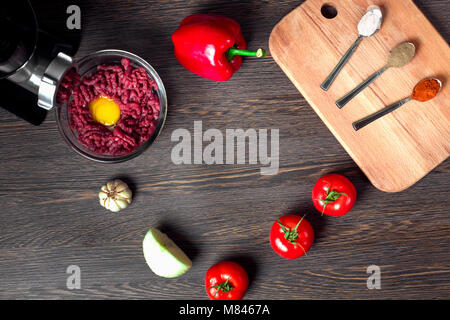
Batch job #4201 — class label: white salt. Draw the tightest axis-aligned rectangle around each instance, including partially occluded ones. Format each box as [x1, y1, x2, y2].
[358, 6, 383, 37]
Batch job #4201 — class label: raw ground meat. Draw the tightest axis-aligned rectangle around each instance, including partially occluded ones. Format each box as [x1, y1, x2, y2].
[57, 58, 161, 156]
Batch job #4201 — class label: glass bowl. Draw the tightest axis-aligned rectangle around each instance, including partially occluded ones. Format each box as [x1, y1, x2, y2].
[55, 49, 167, 163]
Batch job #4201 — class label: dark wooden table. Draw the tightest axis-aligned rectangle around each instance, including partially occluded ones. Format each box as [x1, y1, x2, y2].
[0, 0, 449, 300]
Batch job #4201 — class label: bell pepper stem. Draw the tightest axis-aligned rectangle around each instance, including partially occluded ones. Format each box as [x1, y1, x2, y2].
[226, 48, 267, 61]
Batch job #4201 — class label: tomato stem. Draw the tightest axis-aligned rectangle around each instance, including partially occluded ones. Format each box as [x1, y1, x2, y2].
[278, 217, 308, 255]
[315, 183, 348, 215]
[209, 278, 233, 296]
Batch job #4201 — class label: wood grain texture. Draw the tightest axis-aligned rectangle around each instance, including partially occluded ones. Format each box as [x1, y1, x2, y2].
[0, 0, 449, 300]
[269, 0, 450, 192]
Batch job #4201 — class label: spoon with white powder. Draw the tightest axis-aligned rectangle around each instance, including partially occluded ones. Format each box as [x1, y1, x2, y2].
[321, 5, 383, 91]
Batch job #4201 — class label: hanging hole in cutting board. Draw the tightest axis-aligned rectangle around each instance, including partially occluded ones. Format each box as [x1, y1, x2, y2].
[321, 4, 338, 19]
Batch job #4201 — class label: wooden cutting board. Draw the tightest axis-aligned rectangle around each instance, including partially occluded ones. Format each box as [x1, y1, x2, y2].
[269, 0, 450, 192]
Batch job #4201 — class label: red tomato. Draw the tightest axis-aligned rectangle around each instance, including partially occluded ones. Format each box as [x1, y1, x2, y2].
[270, 214, 314, 259]
[312, 173, 356, 216]
[205, 261, 249, 300]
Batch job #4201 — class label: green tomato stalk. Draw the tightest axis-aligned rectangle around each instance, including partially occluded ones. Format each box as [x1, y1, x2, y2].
[315, 184, 348, 215]
[209, 278, 233, 296]
[278, 217, 307, 255]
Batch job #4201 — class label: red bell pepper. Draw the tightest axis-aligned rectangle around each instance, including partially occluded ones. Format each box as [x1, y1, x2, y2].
[172, 14, 266, 81]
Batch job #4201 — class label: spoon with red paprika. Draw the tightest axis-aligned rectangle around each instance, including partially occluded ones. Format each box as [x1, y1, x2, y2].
[353, 78, 442, 131]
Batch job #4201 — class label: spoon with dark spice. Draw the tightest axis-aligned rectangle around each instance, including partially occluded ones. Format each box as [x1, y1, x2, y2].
[352, 78, 442, 131]
[336, 42, 416, 108]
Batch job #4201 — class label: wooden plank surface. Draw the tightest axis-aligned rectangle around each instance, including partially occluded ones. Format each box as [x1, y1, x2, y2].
[0, 0, 449, 300]
[269, 0, 450, 193]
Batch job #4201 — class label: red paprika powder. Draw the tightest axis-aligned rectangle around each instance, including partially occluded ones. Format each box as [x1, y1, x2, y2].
[412, 79, 441, 102]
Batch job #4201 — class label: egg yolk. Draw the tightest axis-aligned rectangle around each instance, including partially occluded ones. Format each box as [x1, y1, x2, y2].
[89, 97, 121, 126]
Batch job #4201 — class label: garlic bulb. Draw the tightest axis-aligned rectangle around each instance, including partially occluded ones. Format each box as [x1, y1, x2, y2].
[99, 179, 132, 212]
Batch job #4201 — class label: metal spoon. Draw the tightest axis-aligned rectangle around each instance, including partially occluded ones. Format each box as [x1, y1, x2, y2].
[321, 6, 382, 91]
[352, 78, 442, 131]
[336, 42, 416, 108]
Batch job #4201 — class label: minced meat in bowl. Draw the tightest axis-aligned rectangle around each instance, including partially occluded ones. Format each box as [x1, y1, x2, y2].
[55, 49, 167, 162]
